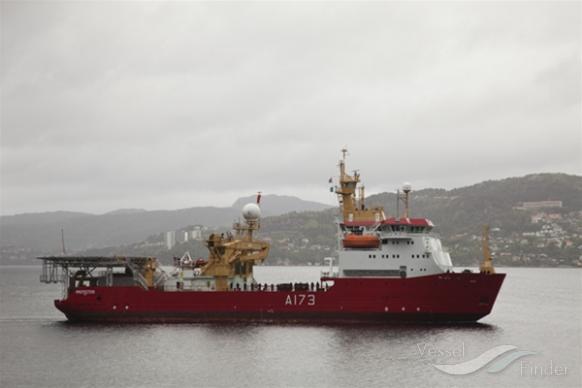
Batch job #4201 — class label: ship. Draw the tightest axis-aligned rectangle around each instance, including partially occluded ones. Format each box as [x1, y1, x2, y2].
[39, 150, 505, 323]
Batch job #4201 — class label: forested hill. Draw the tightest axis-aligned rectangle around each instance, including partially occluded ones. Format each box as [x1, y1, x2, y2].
[366, 173, 582, 238]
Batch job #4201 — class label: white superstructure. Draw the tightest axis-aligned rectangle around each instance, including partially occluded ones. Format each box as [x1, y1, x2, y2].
[332, 148, 453, 279]
[338, 218, 453, 278]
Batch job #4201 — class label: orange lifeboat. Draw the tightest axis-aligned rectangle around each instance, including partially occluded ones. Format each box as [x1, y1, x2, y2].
[342, 234, 380, 249]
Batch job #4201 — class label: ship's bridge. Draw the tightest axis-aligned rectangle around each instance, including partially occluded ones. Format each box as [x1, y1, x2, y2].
[341, 217, 434, 234]
[337, 217, 453, 278]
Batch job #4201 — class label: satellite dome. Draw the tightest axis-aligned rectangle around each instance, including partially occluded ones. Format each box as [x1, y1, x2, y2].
[242, 203, 261, 221]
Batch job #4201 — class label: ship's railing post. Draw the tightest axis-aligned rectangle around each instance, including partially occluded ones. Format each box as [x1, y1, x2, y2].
[40, 260, 63, 284]
[106, 267, 113, 287]
[50, 261, 59, 283]
[41, 260, 45, 282]
[61, 267, 69, 300]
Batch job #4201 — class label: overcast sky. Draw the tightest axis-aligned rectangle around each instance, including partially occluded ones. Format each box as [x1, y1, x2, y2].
[1, 1, 580, 215]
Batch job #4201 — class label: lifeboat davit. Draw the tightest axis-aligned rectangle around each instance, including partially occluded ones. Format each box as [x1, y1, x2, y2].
[342, 234, 380, 249]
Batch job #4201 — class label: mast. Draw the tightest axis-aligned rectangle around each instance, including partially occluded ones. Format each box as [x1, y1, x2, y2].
[61, 228, 67, 256]
[396, 189, 400, 219]
[402, 183, 411, 219]
[358, 186, 365, 210]
[334, 148, 385, 223]
[396, 183, 412, 219]
[480, 224, 496, 274]
[336, 148, 359, 221]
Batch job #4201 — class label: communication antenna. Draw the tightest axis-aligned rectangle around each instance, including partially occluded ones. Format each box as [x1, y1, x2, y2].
[341, 147, 349, 161]
[396, 189, 400, 219]
[402, 183, 412, 219]
[61, 228, 67, 256]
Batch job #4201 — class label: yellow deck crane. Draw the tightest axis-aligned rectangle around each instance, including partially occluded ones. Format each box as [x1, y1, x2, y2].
[200, 196, 270, 291]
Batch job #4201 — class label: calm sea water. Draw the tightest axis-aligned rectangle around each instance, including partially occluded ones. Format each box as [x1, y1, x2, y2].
[1, 266, 580, 388]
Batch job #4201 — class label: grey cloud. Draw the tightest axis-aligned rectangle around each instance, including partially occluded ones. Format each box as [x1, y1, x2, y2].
[1, 1, 580, 215]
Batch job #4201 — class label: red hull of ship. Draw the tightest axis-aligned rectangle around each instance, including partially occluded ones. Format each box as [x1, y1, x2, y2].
[56, 273, 505, 324]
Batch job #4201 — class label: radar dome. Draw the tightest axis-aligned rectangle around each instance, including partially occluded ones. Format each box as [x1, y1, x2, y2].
[242, 203, 261, 221]
[402, 182, 412, 193]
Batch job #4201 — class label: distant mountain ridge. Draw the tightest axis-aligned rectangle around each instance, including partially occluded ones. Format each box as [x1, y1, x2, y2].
[232, 194, 331, 216]
[2, 174, 581, 267]
[366, 173, 582, 235]
[104, 209, 147, 215]
[0, 195, 331, 253]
